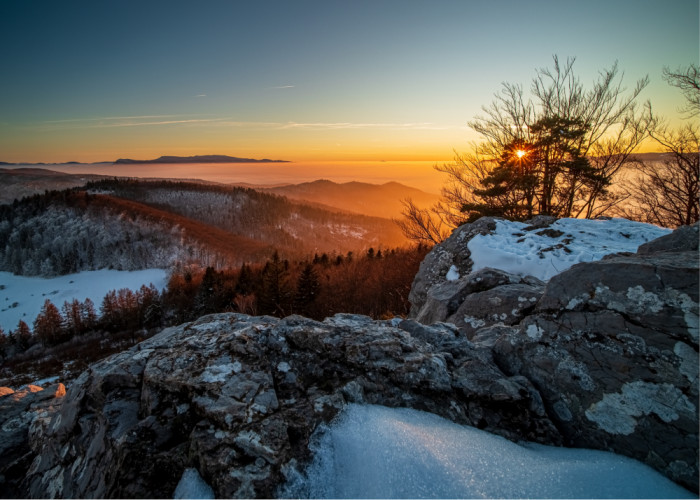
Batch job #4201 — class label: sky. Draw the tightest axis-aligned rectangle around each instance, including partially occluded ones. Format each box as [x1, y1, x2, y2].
[0, 0, 697, 164]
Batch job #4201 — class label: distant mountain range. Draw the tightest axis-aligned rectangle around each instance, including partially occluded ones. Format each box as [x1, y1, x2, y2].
[114, 155, 290, 164]
[0, 154, 290, 166]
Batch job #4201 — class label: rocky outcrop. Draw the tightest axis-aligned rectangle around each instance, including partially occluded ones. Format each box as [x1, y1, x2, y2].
[21, 313, 557, 499]
[491, 249, 698, 490]
[408, 217, 501, 317]
[410, 220, 699, 492]
[0, 383, 66, 498]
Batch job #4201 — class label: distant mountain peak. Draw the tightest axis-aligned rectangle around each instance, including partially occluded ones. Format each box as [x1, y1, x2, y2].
[114, 155, 290, 164]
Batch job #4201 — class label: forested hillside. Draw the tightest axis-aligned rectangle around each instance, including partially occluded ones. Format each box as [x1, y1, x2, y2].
[85, 179, 408, 253]
[0, 179, 410, 277]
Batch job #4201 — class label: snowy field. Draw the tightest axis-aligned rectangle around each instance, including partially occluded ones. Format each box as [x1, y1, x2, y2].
[280, 404, 693, 499]
[467, 218, 671, 281]
[0, 269, 168, 332]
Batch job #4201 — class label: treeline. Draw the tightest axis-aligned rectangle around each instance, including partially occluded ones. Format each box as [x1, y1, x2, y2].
[0, 245, 430, 361]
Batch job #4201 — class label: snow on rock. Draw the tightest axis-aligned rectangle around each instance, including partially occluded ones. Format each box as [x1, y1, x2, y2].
[445, 265, 460, 281]
[0, 268, 168, 332]
[467, 218, 671, 281]
[174, 468, 215, 499]
[283, 404, 693, 499]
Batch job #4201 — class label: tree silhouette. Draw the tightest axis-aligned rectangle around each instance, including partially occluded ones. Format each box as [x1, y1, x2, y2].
[34, 299, 64, 345]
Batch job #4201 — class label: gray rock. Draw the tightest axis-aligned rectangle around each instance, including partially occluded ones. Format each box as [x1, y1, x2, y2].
[0, 383, 65, 498]
[637, 222, 699, 254]
[448, 282, 544, 338]
[22, 312, 558, 499]
[408, 217, 499, 317]
[492, 236, 699, 492]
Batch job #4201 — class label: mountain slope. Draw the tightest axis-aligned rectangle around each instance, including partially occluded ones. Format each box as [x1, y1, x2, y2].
[264, 179, 440, 219]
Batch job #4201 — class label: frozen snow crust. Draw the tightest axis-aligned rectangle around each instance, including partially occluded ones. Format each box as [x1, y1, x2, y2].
[284, 403, 693, 499]
[467, 217, 671, 281]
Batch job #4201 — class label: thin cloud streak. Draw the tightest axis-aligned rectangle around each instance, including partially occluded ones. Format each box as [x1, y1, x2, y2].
[42, 114, 182, 124]
[278, 121, 449, 130]
[271, 85, 295, 89]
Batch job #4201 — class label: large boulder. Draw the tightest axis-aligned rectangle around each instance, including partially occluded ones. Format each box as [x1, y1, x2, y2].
[491, 234, 699, 491]
[22, 313, 557, 499]
[410, 219, 698, 492]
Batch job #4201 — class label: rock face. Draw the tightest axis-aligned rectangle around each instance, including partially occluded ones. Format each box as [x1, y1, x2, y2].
[0, 383, 66, 498]
[21, 314, 558, 499]
[411, 219, 699, 492]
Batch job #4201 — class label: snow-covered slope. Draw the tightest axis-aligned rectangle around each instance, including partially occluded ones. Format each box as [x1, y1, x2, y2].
[285, 404, 693, 499]
[0, 269, 167, 332]
[468, 218, 671, 281]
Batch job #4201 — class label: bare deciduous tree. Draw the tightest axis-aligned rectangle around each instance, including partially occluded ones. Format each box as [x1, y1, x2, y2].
[397, 56, 652, 242]
[621, 63, 699, 228]
[663, 64, 700, 118]
[393, 198, 451, 245]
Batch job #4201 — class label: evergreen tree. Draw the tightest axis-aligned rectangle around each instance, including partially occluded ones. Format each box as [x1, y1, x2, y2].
[194, 266, 219, 316]
[34, 299, 64, 345]
[16, 320, 32, 351]
[258, 251, 292, 317]
[294, 263, 321, 318]
[0, 326, 7, 358]
[100, 290, 119, 331]
[62, 299, 84, 337]
[81, 298, 98, 332]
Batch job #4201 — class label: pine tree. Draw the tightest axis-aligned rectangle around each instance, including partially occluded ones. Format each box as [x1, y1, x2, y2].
[0, 326, 7, 358]
[81, 298, 98, 332]
[62, 299, 84, 337]
[258, 251, 292, 317]
[194, 267, 219, 316]
[16, 320, 32, 351]
[34, 299, 64, 345]
[294, 263, 321, 318]
[100, 290, 119, 332]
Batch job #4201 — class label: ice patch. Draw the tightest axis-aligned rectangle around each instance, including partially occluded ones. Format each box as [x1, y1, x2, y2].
[281, 404, 692, 499]
[174, 468, 215, 499]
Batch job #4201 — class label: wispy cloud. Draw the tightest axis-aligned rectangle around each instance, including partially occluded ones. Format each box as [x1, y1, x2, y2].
[35, 116, 450, 132]
[278, 121, 448, 130]
[206, 120, 448, 131]
[195, 94, 207, 97]
[37, 115, 221, 130]
[42, 114, 181, 124]
[271, 85, 295, 89]
[94, 118, 221, 128]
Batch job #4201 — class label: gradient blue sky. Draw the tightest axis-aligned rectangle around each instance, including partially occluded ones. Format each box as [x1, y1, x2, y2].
[0, 0, 697, 162]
